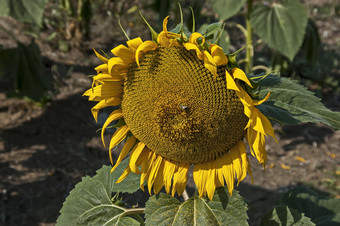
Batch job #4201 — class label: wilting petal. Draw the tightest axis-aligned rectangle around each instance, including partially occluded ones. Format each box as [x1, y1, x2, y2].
[210, 44, 228, 66]
[189, 32, 205, 45]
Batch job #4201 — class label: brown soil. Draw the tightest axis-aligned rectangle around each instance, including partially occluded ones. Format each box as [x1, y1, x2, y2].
[1, 2, 340, 226]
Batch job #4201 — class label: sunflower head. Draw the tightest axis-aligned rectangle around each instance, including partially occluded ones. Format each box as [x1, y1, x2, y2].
[84, 16, 276, 200]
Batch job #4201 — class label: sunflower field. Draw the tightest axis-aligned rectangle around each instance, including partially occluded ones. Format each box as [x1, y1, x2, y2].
[0, 0, 340, 225]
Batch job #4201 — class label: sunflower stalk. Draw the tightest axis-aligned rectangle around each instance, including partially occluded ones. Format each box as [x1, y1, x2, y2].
[182, 189, 189, 201]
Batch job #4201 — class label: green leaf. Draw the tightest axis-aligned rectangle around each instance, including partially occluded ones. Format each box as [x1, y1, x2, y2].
[0, 0, 47, 26]
[198, 22, 223, 43]
[299, 19, 321, 65]
[209, 0, 246, 21]
[111, 157, 141, 193]
[282, 186, 340, 225]
[0, 41, 48, 102]
[261, 206, 315, 225]
[254, 75, 340, 129]
[145, 187, 248, 226]
[57, 159, 142, 225]
[251, 0, 308, 61]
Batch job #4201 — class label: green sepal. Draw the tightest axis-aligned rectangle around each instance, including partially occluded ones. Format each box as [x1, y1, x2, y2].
[226, 43, 251, 70]
[190, 7, 195, 33]
[248, 73, 271, 91]
[118, 19, 130, 41]
[139, 11, 158, 42]
[114, 118, 126, 128]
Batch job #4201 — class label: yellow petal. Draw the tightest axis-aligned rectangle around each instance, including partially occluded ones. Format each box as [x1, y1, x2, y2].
[226, 70, 240, 91]
[251, 131, 267, 166]
[111, 44, 134, 63]
[109, 125, 129, 164]
[116, 166, 131, 183]
[203, 51, 217, 77]
[172, 163, 189, 196]
[280, 163, 291, 170]
[189, 32, 205, 45]
[215, 158, 225, 188]
[129, 142, 146, 174]
[257, 110, 276, 139]
[83, 82, 123, 101]
[163, 159, 177, 194]
[205, 161, 216, 200]
[210, 44, 228, 66]
[193, 164, 205, 197]
[111, 136, 136, 173]
[135, 41, 158, 67]
[221, 153, 234, 195]
[162, 16, 169, 32]
[90, 97, 121, 122]
[153, 159, 165, 193]
[95, 64, 108, 74]
[183, 43, 204, 60]
[232, 68, 252, 87]
[157, 31, 180, 47]
[108, 57, 129, 75]
[93, 48, 108, 63]
[294, 156, 306, 163]
[93, 73, 124, 83]
[127, 37, 143, 51]
[230, 145, 243, 184]
[101, 109, 123, 146]
[237, 141, 253, 183]
[147, 154, 163, 195]
[253, 91, 270, 106]
[140, 149, 152, 191]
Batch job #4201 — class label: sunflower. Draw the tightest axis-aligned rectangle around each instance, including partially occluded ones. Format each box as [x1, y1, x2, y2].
[84, 16, 276, 200]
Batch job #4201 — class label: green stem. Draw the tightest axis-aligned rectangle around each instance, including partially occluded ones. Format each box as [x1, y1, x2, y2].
[122, 207, 145, 225]
[122, 207, 145, 216]
[245, 0, 254, 74]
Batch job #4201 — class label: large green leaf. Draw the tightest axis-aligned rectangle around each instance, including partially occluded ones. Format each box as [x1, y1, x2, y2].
[145, 188, 248, 226]
[0, 0, 47, 26]
[111, 158, 141, 194]
[282, 186, 340, 225]
[251, 0, 308, 61]
[0, 41, 48, 102]
[261, 206, 315, 225]
[254, 75, 340, 129]
[209, 0, 246, 21]
[57, 159, 142, 225]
